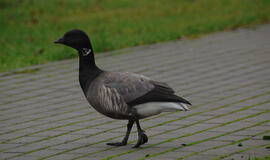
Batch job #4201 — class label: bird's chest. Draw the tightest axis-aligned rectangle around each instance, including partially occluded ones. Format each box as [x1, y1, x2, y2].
[86, 83, 130, 119]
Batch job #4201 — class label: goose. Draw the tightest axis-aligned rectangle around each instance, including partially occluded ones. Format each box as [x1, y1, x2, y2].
[54, 29, 191, 148]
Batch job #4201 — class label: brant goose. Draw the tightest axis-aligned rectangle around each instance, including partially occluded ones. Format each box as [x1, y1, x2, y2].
[55, 29, 191, 148]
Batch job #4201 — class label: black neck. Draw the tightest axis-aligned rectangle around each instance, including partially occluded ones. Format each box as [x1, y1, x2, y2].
[78, 51, 102, 95]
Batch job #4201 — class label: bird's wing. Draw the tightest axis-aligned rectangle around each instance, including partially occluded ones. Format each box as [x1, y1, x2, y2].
[103, 72, 154, 103]
[103, 72, 191, 107]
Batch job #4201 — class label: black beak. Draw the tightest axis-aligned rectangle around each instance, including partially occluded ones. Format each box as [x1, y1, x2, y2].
[54, 37, 64, 44]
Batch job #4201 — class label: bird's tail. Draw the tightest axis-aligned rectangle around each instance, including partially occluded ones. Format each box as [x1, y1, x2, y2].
[177, 103, 190, 111]
[161, 102, 190, 112]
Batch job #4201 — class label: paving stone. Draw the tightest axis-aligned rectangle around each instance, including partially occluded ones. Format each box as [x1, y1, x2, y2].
[214, 135, 249, 142]
[203, 144, 250, 155]
[11, 136, 46, 144]
[10, 155, 38, 160]
[25, 149, 63, 158]
[241, 139, 270, 147]
[182, 153, 219, 160]
[49, 142, 90, 150]
[243, 113, 270, 123]
[209, 122, 254, 132]
[246, 125, 270, 131]
[230, 128, 267, 136]
[45, 153, 82, 160]
[181, 140, 230, 153]
[223, 153, 254, 160]
[0, 143, 21, 151]
[1, 24, 270, 159]
[241, 147, 270, 158]
[0, 152, 21, 159]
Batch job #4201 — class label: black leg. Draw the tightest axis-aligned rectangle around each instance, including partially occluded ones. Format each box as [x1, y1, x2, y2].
[133, 120, 148, 148]
[107, 120, 134, 146]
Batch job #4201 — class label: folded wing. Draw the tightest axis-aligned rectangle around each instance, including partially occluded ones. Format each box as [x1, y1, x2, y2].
[103, 72, 191, 107]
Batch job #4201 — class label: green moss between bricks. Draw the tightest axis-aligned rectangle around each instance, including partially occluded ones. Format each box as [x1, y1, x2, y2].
[162, 53, 257, 94]
[37, 94, 238, 160]
[179, 130, 270, 160]
[70, 100, 270, 160]
[184, 63, 267, 96]
[146, 92, 270, 130]
[2, 88, 269, 160]
[36, 94, 242, 160]
[0, 115, 105, 147]
[102, 106, 269, 160]
[0, 56, 264, 129]
[4, 120, 115, 160]
[0, 96, 93, 124]
[0, 88, 241, 154]
[215, 143, 270, 160]
[0, 100, 89, 124]
[0, 102, 90, 125]
[2, 89, 269, 159]
[0, 111, 93, 136]
[52, 94, 270, 160]
[136, 115, 270, 160]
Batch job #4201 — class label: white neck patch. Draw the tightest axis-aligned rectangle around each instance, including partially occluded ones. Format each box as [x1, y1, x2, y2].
[82, 48, 92, 56]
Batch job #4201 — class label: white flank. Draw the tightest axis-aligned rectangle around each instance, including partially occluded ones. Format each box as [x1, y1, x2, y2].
[134, 102, 189, 118]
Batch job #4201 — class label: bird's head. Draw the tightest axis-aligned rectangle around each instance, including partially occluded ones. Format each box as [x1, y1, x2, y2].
[55, 29, 93, 56]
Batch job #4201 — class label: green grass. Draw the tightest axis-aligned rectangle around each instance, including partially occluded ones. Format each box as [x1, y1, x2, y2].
[1, 0, 270, 72]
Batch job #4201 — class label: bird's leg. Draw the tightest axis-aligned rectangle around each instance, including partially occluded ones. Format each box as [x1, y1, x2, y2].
[133, 120, 148, 148]
[107, 120, 134, 146]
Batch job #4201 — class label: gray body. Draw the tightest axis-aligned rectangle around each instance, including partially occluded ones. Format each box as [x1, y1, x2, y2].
[86, 71, 189, 120]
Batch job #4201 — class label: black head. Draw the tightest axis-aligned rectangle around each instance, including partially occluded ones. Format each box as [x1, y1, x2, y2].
[55, 29, 93, 56]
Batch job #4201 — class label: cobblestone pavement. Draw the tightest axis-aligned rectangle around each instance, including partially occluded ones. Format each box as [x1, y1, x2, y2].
[1, 24, 270, 160]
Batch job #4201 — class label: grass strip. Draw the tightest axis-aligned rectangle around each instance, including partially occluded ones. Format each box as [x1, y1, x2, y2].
[1, 0, 270, 72]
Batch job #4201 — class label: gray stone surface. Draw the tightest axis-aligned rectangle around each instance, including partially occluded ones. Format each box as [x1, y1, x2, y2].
[1, 24, 270, 160]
